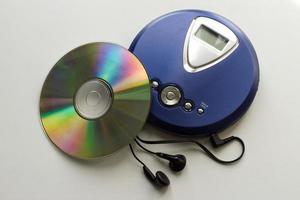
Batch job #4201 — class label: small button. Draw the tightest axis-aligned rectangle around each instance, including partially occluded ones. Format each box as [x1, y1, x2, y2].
[197, 108, 204, 114]
[184, 102, 193, 111]
[151, 81, 159, 88]
[160, 86, 181, 106]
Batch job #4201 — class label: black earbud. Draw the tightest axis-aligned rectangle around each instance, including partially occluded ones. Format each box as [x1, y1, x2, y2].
[134, 139, 187, 172]
[129, 144, 170, 188]
[156, 153, 186, 172]
[143, 165, 170, 187]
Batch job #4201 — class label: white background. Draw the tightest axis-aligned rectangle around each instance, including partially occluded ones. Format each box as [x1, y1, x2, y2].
[0, 0, 300, 199]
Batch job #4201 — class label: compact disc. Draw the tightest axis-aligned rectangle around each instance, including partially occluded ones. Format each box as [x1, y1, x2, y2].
[40, 43, 151, 159]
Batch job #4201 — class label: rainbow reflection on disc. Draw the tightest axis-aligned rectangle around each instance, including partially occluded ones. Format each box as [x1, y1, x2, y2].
[40, 43, 151, 159]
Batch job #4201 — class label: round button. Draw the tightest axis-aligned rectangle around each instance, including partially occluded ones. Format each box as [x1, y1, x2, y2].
[184, 102, 193, 111]
[160, 86, 181, 106]
[151, 81, 159, 88]
[197, 108, 205, 114]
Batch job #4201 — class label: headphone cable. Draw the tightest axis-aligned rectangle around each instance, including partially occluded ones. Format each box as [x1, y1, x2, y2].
[136, 134, 245, 164]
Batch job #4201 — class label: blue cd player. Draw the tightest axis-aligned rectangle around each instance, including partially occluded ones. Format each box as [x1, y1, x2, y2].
[130, 10, 259, 137]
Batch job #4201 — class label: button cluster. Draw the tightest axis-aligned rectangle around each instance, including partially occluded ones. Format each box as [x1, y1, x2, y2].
[152, 80, 206, 115]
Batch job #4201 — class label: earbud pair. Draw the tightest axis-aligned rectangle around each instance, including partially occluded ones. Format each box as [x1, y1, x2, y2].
[142, 152, 186, 188]
[141, 153, 186, 188]
[133, 140, 187, 188]
[134, 135, 246, 188]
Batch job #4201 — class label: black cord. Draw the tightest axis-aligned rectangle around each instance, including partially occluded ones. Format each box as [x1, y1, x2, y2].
[136, 135, 245, 164]
[129, 144, 146, 166]
[134, 139, 157, 155]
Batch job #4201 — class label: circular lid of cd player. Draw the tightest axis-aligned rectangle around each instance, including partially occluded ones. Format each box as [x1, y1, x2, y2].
[130, 10, 259, 137]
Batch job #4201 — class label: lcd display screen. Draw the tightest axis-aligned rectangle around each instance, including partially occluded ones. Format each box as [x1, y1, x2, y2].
[195, 25, 229, 51]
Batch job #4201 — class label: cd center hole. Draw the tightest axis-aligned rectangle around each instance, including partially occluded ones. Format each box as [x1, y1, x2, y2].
[86, 91, 101, 106]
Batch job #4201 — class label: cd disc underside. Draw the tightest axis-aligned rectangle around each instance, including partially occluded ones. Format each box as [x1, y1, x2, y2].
[40, 43, 151, 159]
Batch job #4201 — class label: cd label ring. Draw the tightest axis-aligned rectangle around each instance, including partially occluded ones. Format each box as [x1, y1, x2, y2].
[74, 78, 113, 120]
